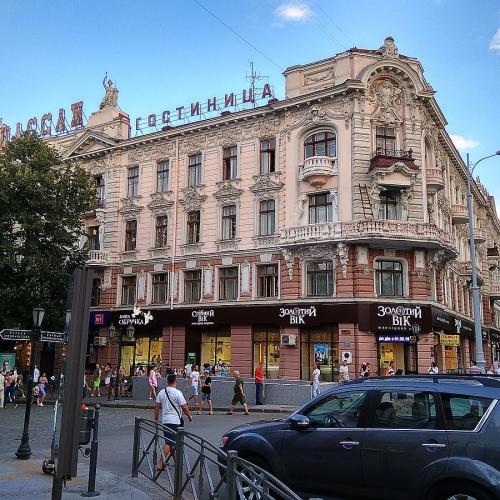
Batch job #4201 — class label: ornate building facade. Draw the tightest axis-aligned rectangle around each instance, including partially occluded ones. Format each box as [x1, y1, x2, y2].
[22, 37, 500, 380]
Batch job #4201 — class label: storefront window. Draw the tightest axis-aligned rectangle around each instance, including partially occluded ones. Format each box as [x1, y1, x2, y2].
[378, 341, 417, 375]
[121, 336, 163, 377]
[253, 328, 280, 379]
[301, 328, 339, 382]
[200, 331, 231, 367]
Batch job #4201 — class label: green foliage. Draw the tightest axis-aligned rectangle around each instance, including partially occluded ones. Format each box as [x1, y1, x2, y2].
[0, 133, 97, 330]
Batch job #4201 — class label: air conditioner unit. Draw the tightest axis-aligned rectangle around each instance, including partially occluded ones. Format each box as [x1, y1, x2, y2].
[281, 333, 297, 346]
[94, 336, 108, 347]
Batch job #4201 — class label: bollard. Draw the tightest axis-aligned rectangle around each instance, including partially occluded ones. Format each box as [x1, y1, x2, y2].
[131, 418, 140, 478]
[173, 428, 185, 500]
[226, 450, 238, 500]
[81, 404, 100, 497]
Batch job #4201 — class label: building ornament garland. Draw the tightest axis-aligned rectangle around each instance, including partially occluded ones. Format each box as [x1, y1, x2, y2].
[180, 134, 207, 155]
[180, 186, 206, 212]
[281, 105, 335, 140]
[213, 183, 244, 204]
[430, 249, 450, 271]
[378, 36, 399, 58]
[249, 175, 284, 197]
[280, 242, 349, 280]
[254, 116, 281, 139]
[147, 192, 174, 214]
[119, 197, 143, 216]
[128, 142, 175, 163]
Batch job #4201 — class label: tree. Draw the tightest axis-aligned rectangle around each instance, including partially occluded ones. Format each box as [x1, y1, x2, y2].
[0, 133, 97, 330]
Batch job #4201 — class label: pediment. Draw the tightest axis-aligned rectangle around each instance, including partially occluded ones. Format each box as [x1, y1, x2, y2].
[250, 176, 284, 195]
[62, 130, 118, 159]
[213, 183, 243, 201]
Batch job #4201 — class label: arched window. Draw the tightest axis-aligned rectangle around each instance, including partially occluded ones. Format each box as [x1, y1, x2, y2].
[304, 131, 336, 159]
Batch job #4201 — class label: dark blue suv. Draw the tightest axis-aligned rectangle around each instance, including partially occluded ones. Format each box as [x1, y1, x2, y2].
[220, 376, 500, 500]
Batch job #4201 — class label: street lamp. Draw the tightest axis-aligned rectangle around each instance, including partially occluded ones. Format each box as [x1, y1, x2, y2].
[108, 323, 135, 400]
[466, 151, 500, 372]
[16, 305, 45, 460]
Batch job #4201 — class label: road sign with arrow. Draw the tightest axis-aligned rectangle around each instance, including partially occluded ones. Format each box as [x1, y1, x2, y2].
[0, 329, 31, 341]
[40, 331, 66, 343]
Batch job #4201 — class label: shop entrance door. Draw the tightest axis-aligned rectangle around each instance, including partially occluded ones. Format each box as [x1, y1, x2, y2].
[186, 328, 231, 370]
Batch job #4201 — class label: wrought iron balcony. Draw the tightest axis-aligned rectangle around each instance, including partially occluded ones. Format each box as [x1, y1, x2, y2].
[450, 204, 469, 225]
[369, 148, 417, 172]
[426, 168, 445, 193]
[280, 220, 456, 253]
[298, 156, 337, 187]
[87, 250, 110, 265]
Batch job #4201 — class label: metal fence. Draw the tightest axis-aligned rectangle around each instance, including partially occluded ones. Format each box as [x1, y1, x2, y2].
[131, 418, 301, 500]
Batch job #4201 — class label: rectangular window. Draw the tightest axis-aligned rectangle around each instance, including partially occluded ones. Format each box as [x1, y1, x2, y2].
[373, 391, 437, 429]
[259, 199, 276, 236]
[221, 205, 237, 240]
[124, 220, 137, 251]
[253, 328, 280, 379]
[379, 191, 399, 220]
[90, 277, 101, 307]
[219, 267, 239, 300]
[257, 264, 279, 298]
[375, 260, 404, 296]
[95, 175, 105, 207]
[155, 215, 168, 248]
[184, 270, 201, 302]
[260, 139, 276, 174]
[307, 261, 334, 296]
[128, 166, 139, 197]
[157, 161, 170, 192]
[309, 192, 333, 224]
[223, 146, 238, 180]
[121, 276, 136, 305]
[87, 226, 100, 251]
[152, 273, 169, 304]
[441, 394, 493, 431]
[376, 127, 396, 155]
[187, 210, 200, 244]
[188, 153, 202, 186]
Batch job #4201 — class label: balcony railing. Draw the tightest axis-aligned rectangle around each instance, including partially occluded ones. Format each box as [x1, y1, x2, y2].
[426, 168, 445, 193]
[298, 156, 337, 187]
[87, 250, 110, 265]
[281, 220, 455, 250]
[458, 262, 485, 285]
[369, 148, 417, 172]
[450, 204, 469, 225]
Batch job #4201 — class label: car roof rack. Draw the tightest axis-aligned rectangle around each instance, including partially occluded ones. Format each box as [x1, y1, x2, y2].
[346, 374, 500, 388]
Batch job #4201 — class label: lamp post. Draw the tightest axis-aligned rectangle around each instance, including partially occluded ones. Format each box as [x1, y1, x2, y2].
[466, 151, 500, 372]
[16, 305, 45, 460]
[108, 323, 135, 401]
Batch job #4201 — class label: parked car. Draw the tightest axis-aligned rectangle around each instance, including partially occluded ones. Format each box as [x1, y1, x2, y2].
[220, 375, 500, 500]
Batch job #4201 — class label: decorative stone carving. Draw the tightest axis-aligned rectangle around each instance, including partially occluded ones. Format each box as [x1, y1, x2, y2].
[128, 142, 175, 163]
[255, 117, 280, 139]
[213, 183, 243, 204]
[119, 198, 143, 216]
[203, 266, 213, 296]
[298, 193, 308, 220]
[281, 105, 336, 140]
[370, 79, 403, 124]
[304, 66, 335, 86]
[100, 73, 119, 110]
[241, 261, 251, 293]
[400, 188, 411, 221]
[281, 248, 295, 280]
[336, 242, 349, 278]
[180, 186, 206, 212]
[180, 134, 207, 155]
[427, 195, 435, 224]
[430, 249, 449, 271]
[379, 36, 399, 58]
[95, 208, 106, 225]
[250, 176, 284, 197]
[101, 268, 112, 291]
[368, 183, 383, 220]
[147, 192, 173, 214]
[137, 271, 146, 301]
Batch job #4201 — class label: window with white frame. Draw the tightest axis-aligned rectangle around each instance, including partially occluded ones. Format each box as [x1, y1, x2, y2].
[223, 146, 238, 180]
[155, 215, 168, 248]
[221, 205, 237, 240]
[307, 261, 334, 296]
[128, 166, 139, 197]
[259, 199, 275, 236]
[152, 273, 169, 304]
[375, 260, 404, 296]
[188, 153, 202, 186]
[157, 161, 170, 192]
[219, 267, 239, 300]
[304, 131, 336, 159]
[260, 139, 276, 174]
[95, 175, 105, 207]
[87, 226, 100, 251]
[257, 264, 279, 298]
[121, 275, 136, 305]
[379, 190, 400, 220]
[375, 126, 396, 155]
[309, 193, 333, 224]
[187, 210, 200, 244]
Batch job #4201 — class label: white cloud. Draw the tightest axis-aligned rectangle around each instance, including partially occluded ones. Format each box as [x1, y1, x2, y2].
[274, 3, 311, 22]
[450, 134, 479, 150]
[490, 29, 500, 52]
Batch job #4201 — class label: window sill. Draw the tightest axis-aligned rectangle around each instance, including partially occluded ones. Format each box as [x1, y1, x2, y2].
[149, 246, 171, 257]
[120, 250, 138, 261]
[253, 235, 280, 247]
[180, 242, 204, 255]
[216, 239, 240, 251]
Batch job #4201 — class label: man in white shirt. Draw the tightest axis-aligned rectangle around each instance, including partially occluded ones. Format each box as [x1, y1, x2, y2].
[154, 374, 192, 471]
[33, 365, 40, 384]
[187, 366, 201, 409]
[311, 364, 321, 398]
[184, 362, 192, 379]
[339, 360, 350, 384]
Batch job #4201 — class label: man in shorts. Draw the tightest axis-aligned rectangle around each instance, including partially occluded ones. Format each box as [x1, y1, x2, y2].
[154, 374, 192, 471]
[226, 370, 249, 415]
[92, 364, 101, 397]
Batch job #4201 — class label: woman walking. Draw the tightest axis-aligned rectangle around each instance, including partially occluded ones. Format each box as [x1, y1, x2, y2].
[104, 364, 112, 399]
[198, 373, 213, 415]
[37, 372, 48, 406]
[311, 363, 321, 398]
[149, 365, 158, 400]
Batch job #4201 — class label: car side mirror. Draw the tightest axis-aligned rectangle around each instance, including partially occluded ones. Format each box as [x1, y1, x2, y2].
[290, 414, 310, 430]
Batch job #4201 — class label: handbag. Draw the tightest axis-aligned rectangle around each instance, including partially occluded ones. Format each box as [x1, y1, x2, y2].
[164, 388, 184, 427]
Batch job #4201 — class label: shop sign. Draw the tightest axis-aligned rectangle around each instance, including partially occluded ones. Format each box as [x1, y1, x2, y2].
[377, 334, 416, 343]
[118, 306, 154, 326]
[279, 306, 317, 325]
[439, 334, 460, 346]
[191, 309, 215, 326]
[90, 311, 109, 327]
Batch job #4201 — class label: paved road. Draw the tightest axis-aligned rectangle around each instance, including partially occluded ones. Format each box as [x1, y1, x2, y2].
[0, 404, 283, 498]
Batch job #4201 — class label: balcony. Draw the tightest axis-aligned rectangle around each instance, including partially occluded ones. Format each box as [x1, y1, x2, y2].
[471, 229, 486, 244]
[298, 156, 337, 188]
[280, 220, 456, 253]
[87, 250, 110, 265]
[369, 148, 417, 172]
[488, 246, 499, 268]
[450, 204, 469, 225]
[489, 283, 500, 300]
[458, 262, 485, 286]
[426, 168, 445, 193]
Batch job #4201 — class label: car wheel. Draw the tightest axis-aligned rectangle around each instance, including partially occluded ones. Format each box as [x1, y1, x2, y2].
[236, 455, 278, 499]
[429, 481, 493, 500]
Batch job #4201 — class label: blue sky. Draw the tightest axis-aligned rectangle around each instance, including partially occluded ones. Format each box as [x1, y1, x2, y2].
[1, 0, 499, 195]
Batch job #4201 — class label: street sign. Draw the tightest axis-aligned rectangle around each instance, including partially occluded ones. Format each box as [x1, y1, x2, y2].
[40, 331, 66, 343]
[0, 329, 31, 341]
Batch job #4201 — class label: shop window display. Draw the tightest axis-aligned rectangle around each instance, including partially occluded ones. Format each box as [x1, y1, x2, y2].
[301, 328, 339, 382]
[200, 331, 231, 367]
[121, 336, 163, 377]
[253, 328, 280, 379]
[378, 342, 417, 375]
